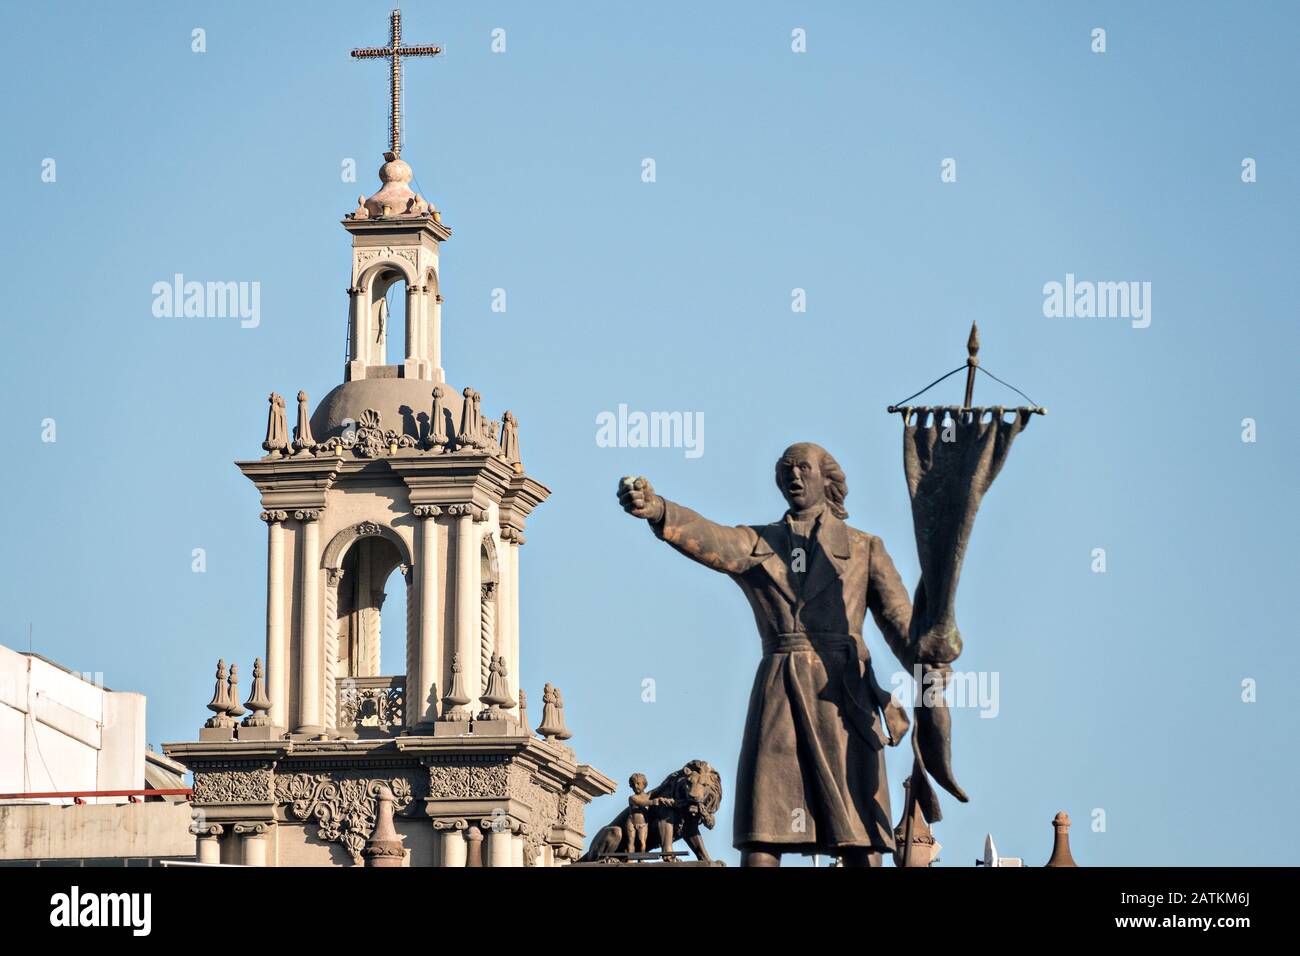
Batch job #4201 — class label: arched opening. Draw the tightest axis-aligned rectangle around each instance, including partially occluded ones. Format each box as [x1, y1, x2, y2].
[379, 563, 408, 677]
[366, 268, 409, 367]
[326, 526, 413, 737]
[336, 535, 403, 679]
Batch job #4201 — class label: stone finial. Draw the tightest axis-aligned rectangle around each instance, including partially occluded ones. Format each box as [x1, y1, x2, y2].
[536, 682, 572, 741]
[349, 194, 370, 220]
[517, 689, 529, 735]
[204, 660, 233, 728]
[427, 385, 449, 449]
[500, 411, 522, 473]
[242, 657, 273, 727]
[471, 391, 486, 449]
[553, 687, 573, 741]
[225, 664, 246, 719]
[293, 390, 317, 453]
[1044, 811, 1078, 867]
[362, 785, 406, 867]
[439, 652, 471, 721]
[464, 825, 484, 867]
[457, 387, 476, 450]
[262, 393, 289, 454]
[479, 656, 516, 719]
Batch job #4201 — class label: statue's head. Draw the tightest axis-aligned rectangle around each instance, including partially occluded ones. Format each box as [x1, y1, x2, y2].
[629, 772, 647, 793]
[775, 442, 848, 519]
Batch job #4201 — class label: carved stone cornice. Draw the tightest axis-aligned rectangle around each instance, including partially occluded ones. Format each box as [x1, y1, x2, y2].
[191, 761, 275, 806]
[427, 758, 516, 799]
[498, 473, 551, 538]
[388, 454, 517, 511]
[236, 457, 339, 511]
[260, 510, 288, 524]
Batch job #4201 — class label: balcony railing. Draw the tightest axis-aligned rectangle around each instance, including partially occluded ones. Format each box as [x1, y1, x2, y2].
[337, 675, 406, 734]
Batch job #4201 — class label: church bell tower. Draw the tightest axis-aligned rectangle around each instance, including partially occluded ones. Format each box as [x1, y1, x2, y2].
[165, 9, 614, 868]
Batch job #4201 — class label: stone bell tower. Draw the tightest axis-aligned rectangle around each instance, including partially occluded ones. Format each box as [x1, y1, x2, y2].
[165, 8, 613, 868]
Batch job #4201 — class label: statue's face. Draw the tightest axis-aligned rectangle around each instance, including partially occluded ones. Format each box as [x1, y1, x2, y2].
[777, 444, 826, 512]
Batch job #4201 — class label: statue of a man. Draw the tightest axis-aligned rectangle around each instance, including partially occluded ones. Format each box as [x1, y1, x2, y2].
[617, 443, 916, 867]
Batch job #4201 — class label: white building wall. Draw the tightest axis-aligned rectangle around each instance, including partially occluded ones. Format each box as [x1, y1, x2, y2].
[0, 644, 146, 804]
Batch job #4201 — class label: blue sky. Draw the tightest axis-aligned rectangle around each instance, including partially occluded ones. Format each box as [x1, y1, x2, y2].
[2, 1, 1296, 866]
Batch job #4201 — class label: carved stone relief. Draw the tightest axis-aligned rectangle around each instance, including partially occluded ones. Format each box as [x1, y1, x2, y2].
[275, 772, 418, 864]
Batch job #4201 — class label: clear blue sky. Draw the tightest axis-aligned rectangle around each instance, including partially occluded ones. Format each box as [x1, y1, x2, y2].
[2, 1, 1296, 866]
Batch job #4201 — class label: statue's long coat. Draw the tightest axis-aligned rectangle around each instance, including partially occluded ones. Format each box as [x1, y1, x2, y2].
[651, 500, 914, 853]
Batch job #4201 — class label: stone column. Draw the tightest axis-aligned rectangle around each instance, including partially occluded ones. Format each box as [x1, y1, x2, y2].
[504, 529, 523, 685]
[485, 819, 512, 867]
[357, 542, 375, 677]
[262, 511, 288, 729]
[480, 583, 496, 695]
[404, 284, 426, 380]
[511, 831, 526, 867]
[434, 819, 467, 867]
[323, 568, 342, 732]
[414, 506, 441, 726]
[346, 285, 366, 381]
[193, 824, 223, 865]
[452, 506, 481, 714]
[296, 509, 323, 735]
[430, 289, 443, 383]
[236, 823, 270, 867]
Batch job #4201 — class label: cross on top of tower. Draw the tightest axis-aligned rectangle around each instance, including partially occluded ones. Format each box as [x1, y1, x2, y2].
[350, 8, 442, 159]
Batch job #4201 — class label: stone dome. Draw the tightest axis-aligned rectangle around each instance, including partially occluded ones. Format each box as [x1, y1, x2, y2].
[310, 376, 465, 446]
[354, 154, 438, 220]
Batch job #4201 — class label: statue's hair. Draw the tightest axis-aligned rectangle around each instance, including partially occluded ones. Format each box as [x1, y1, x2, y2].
[775, 443, 849, 520]
[629, 772, 647, 789]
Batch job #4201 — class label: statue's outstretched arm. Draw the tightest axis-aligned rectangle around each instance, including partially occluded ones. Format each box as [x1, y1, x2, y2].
[617, 476, 759, 575]
[866, 535, 915, 667]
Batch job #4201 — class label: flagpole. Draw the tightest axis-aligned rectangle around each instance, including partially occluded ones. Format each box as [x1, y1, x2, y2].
[901, 771, 917, 867]
[962, 322, 979, 410]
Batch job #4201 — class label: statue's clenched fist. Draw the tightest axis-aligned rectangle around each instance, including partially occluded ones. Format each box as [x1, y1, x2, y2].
[617, 476, 664, 522]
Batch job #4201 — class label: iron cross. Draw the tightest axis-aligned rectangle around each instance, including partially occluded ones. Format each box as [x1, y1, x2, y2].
[351, 9, 442, 158]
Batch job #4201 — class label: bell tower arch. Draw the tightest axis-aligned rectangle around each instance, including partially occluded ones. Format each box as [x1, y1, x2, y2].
[344, 157, 450, 385]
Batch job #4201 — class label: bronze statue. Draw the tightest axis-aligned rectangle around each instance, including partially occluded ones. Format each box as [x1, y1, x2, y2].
[580, 760, 721, 864]
[623, 772, 656, 855]
[615, 327, 1039, 867]
[618, 449, 914, 867]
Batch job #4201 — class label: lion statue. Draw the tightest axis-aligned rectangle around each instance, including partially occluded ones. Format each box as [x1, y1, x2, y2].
[579, 759, 722, 863]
